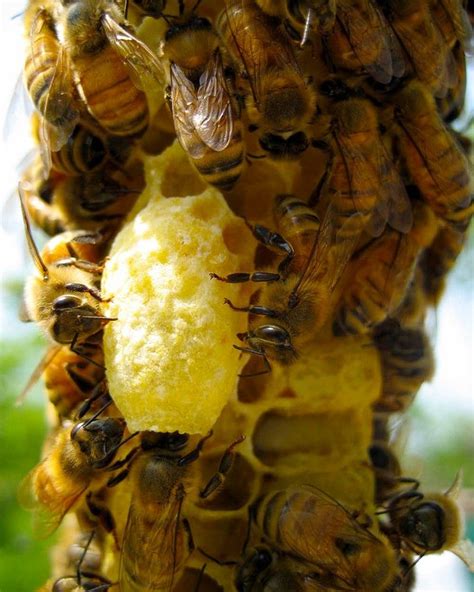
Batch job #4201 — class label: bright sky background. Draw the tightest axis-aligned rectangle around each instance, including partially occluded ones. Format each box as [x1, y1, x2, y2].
[0, 2, 472, 590]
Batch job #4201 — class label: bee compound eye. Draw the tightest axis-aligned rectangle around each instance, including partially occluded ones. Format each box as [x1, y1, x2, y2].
[53, 294, 83, 311]
[257, 325, 292, 347]
[254, 548, 273, 570]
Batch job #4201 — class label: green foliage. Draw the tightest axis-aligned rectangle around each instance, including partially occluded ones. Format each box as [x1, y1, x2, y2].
[0, 336, 52, 591]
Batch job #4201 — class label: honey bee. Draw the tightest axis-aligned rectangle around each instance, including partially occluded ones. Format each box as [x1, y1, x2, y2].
[326, 0, 405, 84]
[332, 202, 437, 336]
[318, 94, 413, 242]
[212, 194, 361, 371]
[430, 0, 472, 49]
[419, 222, 468, 305]
[218, 0, 317, 160]
[371, 318, 434, 413]
[257, 1, 337, 44]
[162, 16, 245, 189]
[19, 187, 116, 351]
[235, 486, 398, 591]
[21, 157, 140, 236]
[393, 81, 473, 229]
[437, 42, 467, 124]
[387, 473, 474, 570]
[109, 431, 243, 592]
[53, 0, 164, 137]
[23, 5, 80, 151]
[378, 0, 457, 97]
[19, 417, 126, 537]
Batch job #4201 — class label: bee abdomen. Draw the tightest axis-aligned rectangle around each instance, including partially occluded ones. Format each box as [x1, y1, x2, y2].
[25, 191, 65, 236]
[193, 138, 244, 190]
[51, 124, 108, 175]
[75, 47, 149, 137]
[274, 194, 320, 238]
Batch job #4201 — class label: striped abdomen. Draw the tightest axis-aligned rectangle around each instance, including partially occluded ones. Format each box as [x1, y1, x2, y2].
[74, 45, 149, 137]
[375, 326, 434, 413]
[24, 10, 77, 128]
[51, 124, 108, 175]
[191, 120, 244, 190]
[325, 148, 378, 242]
[273, 194, 320, 266]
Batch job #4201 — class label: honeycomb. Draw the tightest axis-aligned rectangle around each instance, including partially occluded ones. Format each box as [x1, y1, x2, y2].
[15, 1, 474, 591]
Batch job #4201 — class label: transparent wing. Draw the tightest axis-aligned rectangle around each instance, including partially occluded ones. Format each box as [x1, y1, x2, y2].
[16, 345, 61, 406]
[440, 0, 472, 46]
[102, 13, 164, 91]
[195, 50, 234, 152]
[338, 2, 394, 84]
[170, 63, 206, 159]
[120, 488, 186, 591]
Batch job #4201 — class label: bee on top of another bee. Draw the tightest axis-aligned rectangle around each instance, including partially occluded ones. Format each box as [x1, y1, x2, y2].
[392, 80, 473, 230]
[161, 8, 246, 190]
[218, 0, 317, 161]
[235, 485, 398, 592]
[211, 194, 362, 371]
[107, 430, 243, 592]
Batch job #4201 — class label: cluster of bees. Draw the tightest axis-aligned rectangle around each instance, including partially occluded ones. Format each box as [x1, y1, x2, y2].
[14, 0, 474, 590]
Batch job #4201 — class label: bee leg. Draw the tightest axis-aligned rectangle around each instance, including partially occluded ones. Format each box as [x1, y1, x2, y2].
[199, 435, 245, 498]
[177, 431, 213, 466]
[233, 345, 272, 377]
[85, 493, 120, 550]
[106, 446, 141, 474]
[193, 563, 207, 592]
[182, 517, 195, 552]
[64, 282, 111, 302]
[210, 271, 281, 283]
[70, 334, 105, 369]
[76, 380, 108, 419]
[224, 298, 280, 318]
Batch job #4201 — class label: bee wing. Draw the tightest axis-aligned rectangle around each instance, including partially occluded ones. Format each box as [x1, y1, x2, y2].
[399, 116, 471, 201]
[367, 142, 413, 236]
[439, 0, 473, 46]
[451, 539, 474, 571]
[337, 2, 394, 84]
[120, 490, 185, 591]
[16, 345, 62, 406]
[170, 63, 207, 159]
[18, 462, 86, 538]
[276, 487, 375, 588]
[102, 13, 165, 91]
[194, 50, 234, 152]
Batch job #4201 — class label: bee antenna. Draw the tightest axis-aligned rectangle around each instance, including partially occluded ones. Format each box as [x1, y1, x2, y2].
[123, 0, 129, 19]
[79, 399, 113, 432]
[18, 183, 49, 280]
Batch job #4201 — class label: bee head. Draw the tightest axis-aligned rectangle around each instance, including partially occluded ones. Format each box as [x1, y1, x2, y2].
[71, 417, 126, 469]
[51, 296, 104, 344]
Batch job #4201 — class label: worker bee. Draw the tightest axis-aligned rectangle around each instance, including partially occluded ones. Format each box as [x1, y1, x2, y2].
[108, 431, 243, 592]
[218, 0, 317, 160]
[378, 0, 457, 97]
[371, 318, 435, 413]
[235, 486, 398, 591]
[212, 194, 360, 371]
[393, 81, 473, 229]
[21, 156, 141, 236]
[332, 202, 437, 336]
[23, 5, 80, 152]
[19, 188, 115, 352]
[162, 16, 245, 189]
[51, 0, 164, 138]
[386, 473, 474, 570]
[257, 0, 337, 44]
[326, 0, 405, 84]
[419, 222, 468, 305]
[318, 94, 413, 242]
[19, 417, 126, 537]
[430, 0, 472, 50]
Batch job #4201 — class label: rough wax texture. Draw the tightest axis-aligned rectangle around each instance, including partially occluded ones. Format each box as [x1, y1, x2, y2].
[102, 144, 255, 434]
